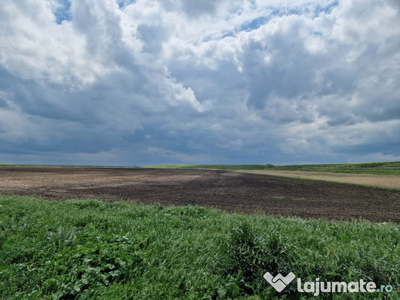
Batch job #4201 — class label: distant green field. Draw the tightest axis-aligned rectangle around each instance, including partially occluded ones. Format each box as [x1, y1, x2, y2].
[147, 161, 400, 176]
[2, 162, 399, 176]
[1, 196, 399, 299]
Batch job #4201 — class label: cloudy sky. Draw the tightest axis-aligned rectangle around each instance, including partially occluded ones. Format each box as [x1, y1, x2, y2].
[0, 0, 399, 166]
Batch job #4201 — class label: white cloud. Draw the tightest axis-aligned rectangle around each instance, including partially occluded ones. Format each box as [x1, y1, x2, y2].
[0, 1, 113, 87]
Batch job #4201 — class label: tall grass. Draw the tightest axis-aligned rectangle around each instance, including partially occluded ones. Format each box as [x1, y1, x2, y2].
[0, 196, 399, 299]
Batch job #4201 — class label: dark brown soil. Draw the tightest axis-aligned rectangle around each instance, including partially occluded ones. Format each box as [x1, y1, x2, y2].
[1, 166, 399, 223]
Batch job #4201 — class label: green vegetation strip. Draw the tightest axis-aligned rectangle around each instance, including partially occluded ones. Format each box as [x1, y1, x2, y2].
[0, 196, 399, 299]
[147, 161, 400, 176]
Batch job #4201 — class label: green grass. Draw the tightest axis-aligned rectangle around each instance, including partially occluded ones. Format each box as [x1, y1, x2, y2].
[147, 161, 400, 176]
[0, 196, 399, 299]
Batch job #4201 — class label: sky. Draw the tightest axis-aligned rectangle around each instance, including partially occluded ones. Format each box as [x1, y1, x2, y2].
[0, 0, 399, 166]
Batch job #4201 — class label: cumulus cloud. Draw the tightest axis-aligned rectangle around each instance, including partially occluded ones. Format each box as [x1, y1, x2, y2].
[0, 0, 399, 165]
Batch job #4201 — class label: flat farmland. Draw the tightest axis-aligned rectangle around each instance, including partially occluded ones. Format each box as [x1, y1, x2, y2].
[1, 166, 399, 223]
[236, 170, 400, 189]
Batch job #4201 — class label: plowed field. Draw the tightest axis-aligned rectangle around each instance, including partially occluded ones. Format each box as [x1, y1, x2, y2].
[1, 166, 399, 223]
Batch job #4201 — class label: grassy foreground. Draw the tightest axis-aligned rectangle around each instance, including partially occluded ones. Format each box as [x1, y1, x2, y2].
[148, 161, 400, 176]
[0, 196, 399, 299]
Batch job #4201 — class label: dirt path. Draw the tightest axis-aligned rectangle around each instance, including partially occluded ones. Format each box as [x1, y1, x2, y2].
[0, 166, 399, 223]
[235, 170, 400, 189]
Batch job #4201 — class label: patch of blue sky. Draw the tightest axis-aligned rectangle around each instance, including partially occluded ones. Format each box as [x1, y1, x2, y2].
[268, 1, 338, 19]
[221, 31, 235, 39]
[54, 0, 71, 24]
[200, 31, 234, 43]
[116, 0, 136, 9]
[315, 1, 339, 15]
[239, 16, 270, 32]
[238, 2, 338, 33]
[237, 8, 298, 33]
